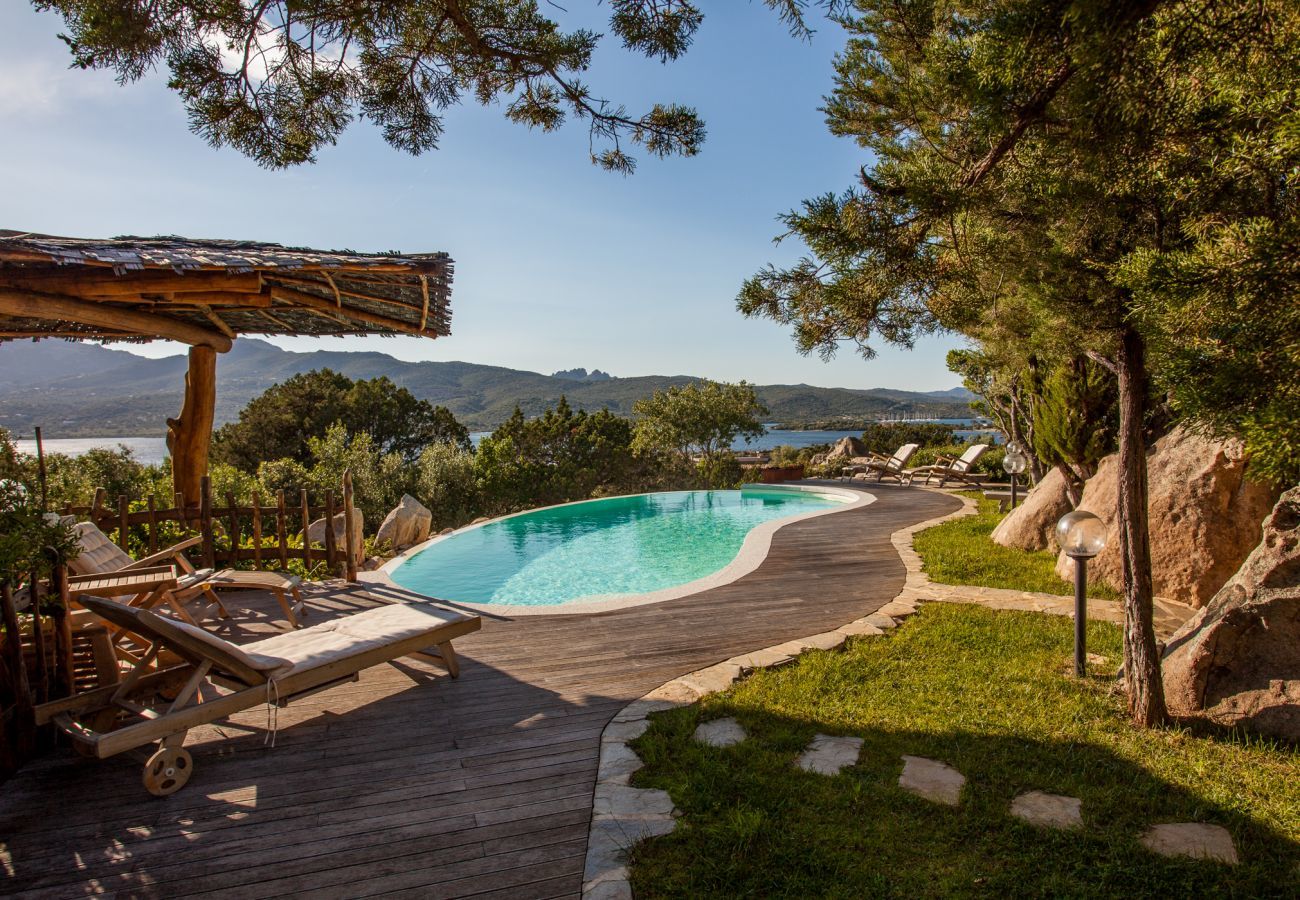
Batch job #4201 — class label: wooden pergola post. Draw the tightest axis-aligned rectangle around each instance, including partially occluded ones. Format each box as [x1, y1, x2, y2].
[167, 345, 218, 508]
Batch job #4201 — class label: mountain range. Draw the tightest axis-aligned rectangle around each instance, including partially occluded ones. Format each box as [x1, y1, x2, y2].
[0, 339, 974, 437]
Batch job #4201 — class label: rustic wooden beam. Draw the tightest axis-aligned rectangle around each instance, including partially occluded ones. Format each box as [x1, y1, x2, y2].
[0, 271, 263, 296]
[167, 346, 218, 506]
[197, 305, 236, 340]
[270, 275, 428, 313]
[0, 289, 233, 350]
[267, 285, 431, 337]
[109, 292, 273, 308]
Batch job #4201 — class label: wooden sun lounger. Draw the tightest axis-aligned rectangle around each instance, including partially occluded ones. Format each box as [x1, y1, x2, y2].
[904, 443, 991, 487]
[37, 595, 481, 796]
[840, 443, 919, 483]
[71, 521, 306, 628]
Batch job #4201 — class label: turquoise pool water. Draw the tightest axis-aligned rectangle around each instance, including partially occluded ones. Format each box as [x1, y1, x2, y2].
[389, 488, 847, 607]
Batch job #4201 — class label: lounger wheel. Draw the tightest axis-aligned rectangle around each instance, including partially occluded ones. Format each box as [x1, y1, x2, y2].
[143, 746, 193, 796]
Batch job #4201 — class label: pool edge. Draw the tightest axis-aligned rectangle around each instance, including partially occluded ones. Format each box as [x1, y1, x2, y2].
[360, 483, 875, 616]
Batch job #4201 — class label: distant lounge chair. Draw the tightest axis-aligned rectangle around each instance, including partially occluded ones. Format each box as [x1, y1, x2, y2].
[70, 521, 305, 628]
[37, 594, 480, 795]
[840, 443, 919, 483]
[905, 443, 990, 487]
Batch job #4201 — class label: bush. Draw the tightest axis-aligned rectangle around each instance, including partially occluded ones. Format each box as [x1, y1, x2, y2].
[858, 423, 957, 454]
[697, 453, 744, 489]
[416, 443, 481, 530]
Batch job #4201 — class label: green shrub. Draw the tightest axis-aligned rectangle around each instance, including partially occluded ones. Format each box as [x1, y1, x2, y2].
[416, 443, 481, 530]
[858, 423, 956, 454]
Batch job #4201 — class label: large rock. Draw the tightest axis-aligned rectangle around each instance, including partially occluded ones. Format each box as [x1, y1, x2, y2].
[825, 436, 868, 460]
[375, 494, 432, 551]
[307, 510, 365, 566]
[1053, 427, 1280, 607]
[1160, 487, 1300, 741]
[991, 467, 1073, 551]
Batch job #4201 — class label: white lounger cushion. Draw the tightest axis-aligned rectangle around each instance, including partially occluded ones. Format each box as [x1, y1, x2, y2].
[242, 602, 468, 678]
[139, 610, 296, 677]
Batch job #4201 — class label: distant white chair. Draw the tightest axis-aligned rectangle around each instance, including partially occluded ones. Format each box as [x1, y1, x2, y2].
[905, 443, 990, 487]
[840, 443, 920, 483]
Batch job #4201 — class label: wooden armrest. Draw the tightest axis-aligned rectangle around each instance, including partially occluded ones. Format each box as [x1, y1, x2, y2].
[126, 536, 202, 570]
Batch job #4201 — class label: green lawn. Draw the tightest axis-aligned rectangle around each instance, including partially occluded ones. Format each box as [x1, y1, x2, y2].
[913, 493, 1121, 599]
[629, 605, 1299, 898]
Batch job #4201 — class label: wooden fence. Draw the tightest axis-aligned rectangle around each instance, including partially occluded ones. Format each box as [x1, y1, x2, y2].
[59, 471, 360, 581]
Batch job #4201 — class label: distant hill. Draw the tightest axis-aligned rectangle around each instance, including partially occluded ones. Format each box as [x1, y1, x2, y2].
[0, 339, 974, 436]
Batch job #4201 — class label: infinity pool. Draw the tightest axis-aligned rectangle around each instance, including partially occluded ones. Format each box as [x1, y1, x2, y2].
[387, 487, 854, 608]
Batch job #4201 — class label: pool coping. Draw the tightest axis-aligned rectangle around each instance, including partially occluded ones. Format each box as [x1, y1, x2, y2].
[359, 483, 873, 616]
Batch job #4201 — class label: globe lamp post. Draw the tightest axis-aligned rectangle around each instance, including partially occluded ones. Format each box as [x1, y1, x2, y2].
[1057, 510, 1108, 677]
[1002, 445, 1027, 509]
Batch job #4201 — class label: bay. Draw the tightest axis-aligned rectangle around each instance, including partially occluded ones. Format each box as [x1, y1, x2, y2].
[15, 420, 1000, 466]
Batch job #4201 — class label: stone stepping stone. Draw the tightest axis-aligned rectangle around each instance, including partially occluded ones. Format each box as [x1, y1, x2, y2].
[796, 734, 863, 775]
[898, 755, 965, 806]
[837, 620, 885, 638]
[1010, 791, 1082, 829]
[1140, 823, 1238, 864]
[694, 717, 746, 748]
[863, 613, 898, 629]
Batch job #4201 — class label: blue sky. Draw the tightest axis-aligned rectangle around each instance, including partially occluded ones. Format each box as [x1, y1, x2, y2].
[0, 3, 965, 390]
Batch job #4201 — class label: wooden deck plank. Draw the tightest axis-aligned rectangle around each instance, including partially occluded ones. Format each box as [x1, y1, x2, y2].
[0, 484, 959, 899]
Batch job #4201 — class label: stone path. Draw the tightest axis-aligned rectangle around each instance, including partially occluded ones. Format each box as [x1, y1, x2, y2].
[899, 756, 965, 806]
[1141, 823, 1239, 864]
[693, 717, 747, 748]
[796, 735, 864, 775]
[1011, 791, 1083, 829]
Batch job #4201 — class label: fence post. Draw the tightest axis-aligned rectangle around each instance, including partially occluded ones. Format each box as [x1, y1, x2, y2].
[200, 476, 215, 570]
[117, 495, 130, 551]
[276, 490, 288, 569]
[251, 492, 263, 569]
[300, 489, 313, 574]
[146, 496, 159, 555]
[343, 471, 358, 582]
[324, 490, 338, 574]
[225, 492, 240, 567]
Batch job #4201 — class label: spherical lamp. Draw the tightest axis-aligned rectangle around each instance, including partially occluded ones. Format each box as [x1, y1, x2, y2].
[1057, 509, 1108, 677]
[1002, 446, 1026, 507]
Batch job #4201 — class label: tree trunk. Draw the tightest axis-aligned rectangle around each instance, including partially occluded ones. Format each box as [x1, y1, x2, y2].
[168, 345, 218, 508]
[1115, 325, 1167, 727]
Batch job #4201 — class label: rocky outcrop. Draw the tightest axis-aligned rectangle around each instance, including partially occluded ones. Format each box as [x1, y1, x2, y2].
[1161, 487, 1300, 741]
[825, 436, 868, 460]
[307, 511, 365, 566]
[1053, 427, 1280, 607]
[991, 467, 1073, 551]
[375, 494, 432, 551]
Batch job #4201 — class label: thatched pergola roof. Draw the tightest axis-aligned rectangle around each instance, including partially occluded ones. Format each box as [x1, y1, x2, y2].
[0, 231, 453, 349]
[0, 229, 455, 506]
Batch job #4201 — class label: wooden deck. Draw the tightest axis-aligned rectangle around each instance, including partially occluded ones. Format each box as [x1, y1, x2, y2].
[0, 484, 960, 899]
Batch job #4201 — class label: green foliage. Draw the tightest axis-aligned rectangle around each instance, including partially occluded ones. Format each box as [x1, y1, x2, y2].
[41, 444, 166, 508]
[632, 380, 767, 458]
[630, 605, 1295, 896]
[212, 369, 468, 471]
[695, 453, 744, 490]
[304, 424, 416, 525]
[474, 399, 654, 514]
[0, 430, 79, 584]
[1032, 357, 1118, 481]
[30, 1, 853, 171]
[857, 423, 956, 455]
[416, 443, 481, 531]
